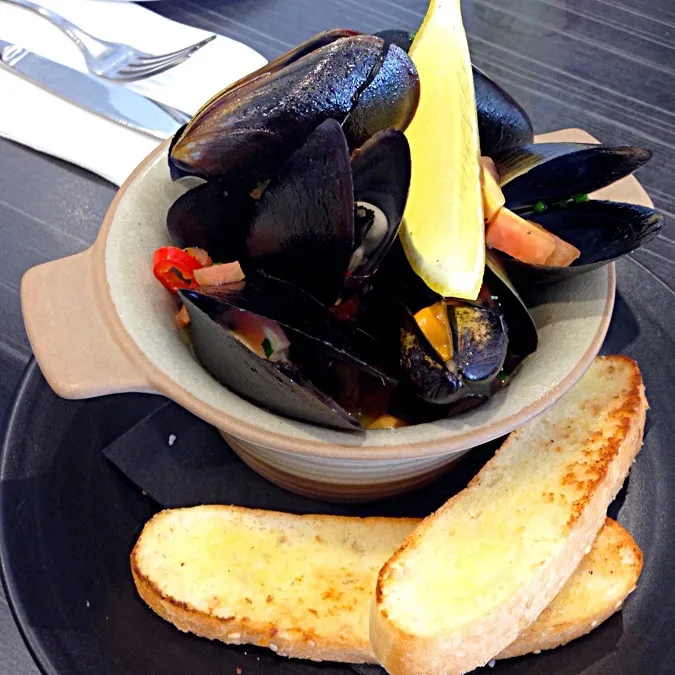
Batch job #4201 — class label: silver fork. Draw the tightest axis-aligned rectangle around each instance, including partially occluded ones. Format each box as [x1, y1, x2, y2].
[3, 0, 216, 81]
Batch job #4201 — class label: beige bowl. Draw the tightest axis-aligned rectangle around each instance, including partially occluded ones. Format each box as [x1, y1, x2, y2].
[20, 129, 651, 502]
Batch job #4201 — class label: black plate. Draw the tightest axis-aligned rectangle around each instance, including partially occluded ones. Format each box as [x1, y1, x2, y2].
[1, 257, 675, 675]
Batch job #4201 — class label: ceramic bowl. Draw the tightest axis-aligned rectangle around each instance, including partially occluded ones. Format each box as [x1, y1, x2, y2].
[21, 129, 652, 502]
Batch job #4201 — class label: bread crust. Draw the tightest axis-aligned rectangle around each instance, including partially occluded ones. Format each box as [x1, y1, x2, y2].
[370, 356, 647, 675]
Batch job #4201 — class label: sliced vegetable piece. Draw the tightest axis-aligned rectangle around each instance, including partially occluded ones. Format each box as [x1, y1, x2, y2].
[414, 301, 453, 363]
[227, 309, 290, 362]
[176, 304, 191, 327]
[481, 159, 505, 225]
[368, 414, 408, 430]
[193, 261, 246, 286]
[545, 234, 582, 267]
[400, 0, 485, 301]
[481, 156, 500, 183]
[486, 208, 556, 265]
[153, 246, 204, 293]
[184, 247, 213, 267]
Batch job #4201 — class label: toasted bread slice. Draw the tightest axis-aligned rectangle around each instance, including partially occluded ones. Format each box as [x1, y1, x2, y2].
[499, 517, 642, 659]
[131, 506, 418, 663]
[370, 355, 647, 675]
[132, 507, 642, 665]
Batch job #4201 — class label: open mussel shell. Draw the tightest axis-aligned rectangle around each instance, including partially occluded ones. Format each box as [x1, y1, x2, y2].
[170, 35, 419, 180]
[343, 43, 420, 149]
[396, 251, 537, 406]
[181, 276, 394, 382]
[246, 119, 354, 305]
[180, 292, 362, 430]
[399, 299, 508, 405]
[485, 252, 538, 366]
[493, 143, 652, 209]
[502, 200, 663, 281]
[450, 303, 508, 391]
[400, 312, 463, 405]
[349, 129, 411, 281]
[473, 67, 534, 157]
[166, 180, 255, 263]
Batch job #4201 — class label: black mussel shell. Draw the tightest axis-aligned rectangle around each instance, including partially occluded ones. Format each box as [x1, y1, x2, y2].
[181, 292, 362, 430]
[374, 30, 415, 53]
[167, 124, 189, 181]
[170, 35, 418, 180]
[349, 129, 411, 281]
[372, 239, 440, 315]
[485, 252, 538, 365]
[181, 275, 395, 383]
[343, 43, 420, 149]
[449, 302, 508, 395]
[400, 311, 463, 405]
[171, 36, 384, 178]
[238, 29, 361, 84]
[167, 180, 255, 262]
[473, 67, 534, 157]
[503, 200, 664, 280]
[246, 119, 354, 305]
[396, 255, 532, 406]
[493, 143, 652, 210]
[185, 29, 362, 130]
[399, 298, 509, 406]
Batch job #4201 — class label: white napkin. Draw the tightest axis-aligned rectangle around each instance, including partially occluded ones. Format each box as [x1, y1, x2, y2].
[0, 0, 267, 184]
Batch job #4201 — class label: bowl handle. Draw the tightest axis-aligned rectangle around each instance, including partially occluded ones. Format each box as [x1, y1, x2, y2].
[21, 247, 156, 398]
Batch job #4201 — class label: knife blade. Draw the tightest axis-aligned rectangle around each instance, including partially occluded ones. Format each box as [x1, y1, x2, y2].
[0, 40, 184, 139]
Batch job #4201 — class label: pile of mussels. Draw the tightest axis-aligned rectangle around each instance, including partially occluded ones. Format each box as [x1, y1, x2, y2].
[164, 29, 663, 431]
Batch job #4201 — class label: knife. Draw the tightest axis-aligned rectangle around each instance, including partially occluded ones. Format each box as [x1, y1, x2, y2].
[0, 40, 186, 139]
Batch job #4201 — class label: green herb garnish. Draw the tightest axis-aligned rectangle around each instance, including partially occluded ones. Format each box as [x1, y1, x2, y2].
[262, 337, 273, 358]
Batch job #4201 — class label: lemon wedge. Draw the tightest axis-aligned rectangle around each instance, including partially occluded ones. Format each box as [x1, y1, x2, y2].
[401, 0, 485, 300]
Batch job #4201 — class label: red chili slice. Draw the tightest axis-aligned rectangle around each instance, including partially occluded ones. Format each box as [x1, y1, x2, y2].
[152, 246, 204, 293]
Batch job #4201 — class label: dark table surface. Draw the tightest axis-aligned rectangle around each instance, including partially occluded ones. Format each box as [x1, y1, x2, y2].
[0, 0, 673, 672]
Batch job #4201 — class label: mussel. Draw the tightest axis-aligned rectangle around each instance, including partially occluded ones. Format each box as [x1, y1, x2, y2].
[488, 142, 663, 277]
[473, 66, 534, 156]
[181, 276, 395, 430]
[378, 246, 536, 408]
[169, 31, 419, 181]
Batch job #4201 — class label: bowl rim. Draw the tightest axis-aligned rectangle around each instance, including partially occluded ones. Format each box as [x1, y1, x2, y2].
[95, 139, 616, 461]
